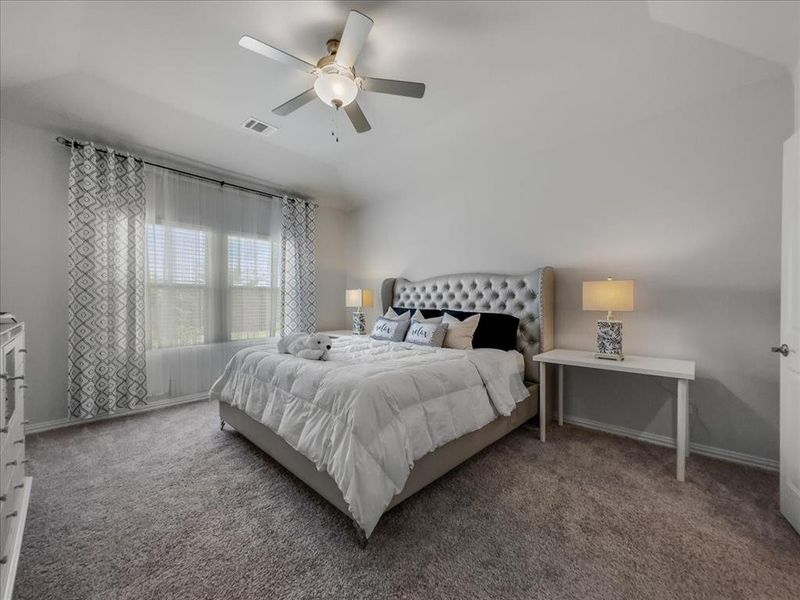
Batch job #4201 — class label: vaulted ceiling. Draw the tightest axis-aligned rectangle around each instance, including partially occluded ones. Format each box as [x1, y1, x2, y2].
[1, 1, 793, 209]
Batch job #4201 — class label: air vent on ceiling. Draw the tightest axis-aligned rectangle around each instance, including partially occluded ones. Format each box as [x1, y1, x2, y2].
[241, 117, 278, 137]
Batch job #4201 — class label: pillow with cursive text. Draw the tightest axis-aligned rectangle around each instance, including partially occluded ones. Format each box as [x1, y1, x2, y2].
[404, 321, 448, 347]
[370, 317, 411, 342]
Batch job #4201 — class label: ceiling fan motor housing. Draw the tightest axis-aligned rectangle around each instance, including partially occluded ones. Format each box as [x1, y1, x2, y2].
[325, 39, 340, 55]
[315, 53, 354, 76]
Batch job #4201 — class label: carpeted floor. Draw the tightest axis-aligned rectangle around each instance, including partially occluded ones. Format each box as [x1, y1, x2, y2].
[14, 401, 800, 600]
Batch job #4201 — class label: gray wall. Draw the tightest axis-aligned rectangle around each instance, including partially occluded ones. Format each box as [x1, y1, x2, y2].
[345, 75, 794, 465]
[0, 118, 70, 425]
[1, 72, 794, 465]
[0, 117, 348, 425]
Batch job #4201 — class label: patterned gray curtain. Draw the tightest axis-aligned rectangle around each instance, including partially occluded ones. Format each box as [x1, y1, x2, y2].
[67, 142, 147, 418]
[280, 197, 318, 333]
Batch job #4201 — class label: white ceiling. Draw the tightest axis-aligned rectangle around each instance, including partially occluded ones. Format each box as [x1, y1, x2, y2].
[648, 1, 799, 68]
[0, 1, 793, 208]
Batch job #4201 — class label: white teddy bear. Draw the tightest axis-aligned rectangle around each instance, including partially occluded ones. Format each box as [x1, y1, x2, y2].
[277, 332, 333, 361]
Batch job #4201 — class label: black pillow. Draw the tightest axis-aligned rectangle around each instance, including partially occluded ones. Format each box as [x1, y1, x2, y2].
[391, 306, 520, 351]
[443, 310, 520, 351]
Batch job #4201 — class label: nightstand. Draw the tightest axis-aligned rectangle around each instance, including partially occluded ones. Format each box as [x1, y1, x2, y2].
[532, 349, 696, 481]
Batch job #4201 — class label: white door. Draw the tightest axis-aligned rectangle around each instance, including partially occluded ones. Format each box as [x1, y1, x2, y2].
[779, 131, 800, 534]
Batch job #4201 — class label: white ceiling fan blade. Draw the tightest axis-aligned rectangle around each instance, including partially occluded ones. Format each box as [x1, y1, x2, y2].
[344, 101, 371, 133]
[272, 88, 318, 116]
[239, 35, 317, 74]
[335, 10, 373, 68]
[359, 77, 425, 99]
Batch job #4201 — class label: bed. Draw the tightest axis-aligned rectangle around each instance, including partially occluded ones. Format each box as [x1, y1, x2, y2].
[210, 268, 555, 544]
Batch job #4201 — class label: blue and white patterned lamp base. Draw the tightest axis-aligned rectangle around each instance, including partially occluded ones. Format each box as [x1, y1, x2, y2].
[595, 320, 624, 360]
[352, 311, 366, 335]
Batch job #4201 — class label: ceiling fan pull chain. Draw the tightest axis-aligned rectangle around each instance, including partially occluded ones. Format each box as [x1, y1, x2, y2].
[331, 105, 340, 143]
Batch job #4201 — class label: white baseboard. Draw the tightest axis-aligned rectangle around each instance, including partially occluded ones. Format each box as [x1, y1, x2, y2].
[23, 399, 778, 471]
[564, 415, 779, 472]
[24, 394, 208, 434]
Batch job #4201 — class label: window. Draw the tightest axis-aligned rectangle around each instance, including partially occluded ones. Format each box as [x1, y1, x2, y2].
[228, 235, 279, 340]
[143, 167, 281, 352]
[146, 224, 209, 349]
[145, 225, 279, 348]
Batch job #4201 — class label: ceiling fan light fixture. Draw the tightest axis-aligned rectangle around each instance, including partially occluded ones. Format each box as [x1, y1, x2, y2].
[314, 72, 358, 108]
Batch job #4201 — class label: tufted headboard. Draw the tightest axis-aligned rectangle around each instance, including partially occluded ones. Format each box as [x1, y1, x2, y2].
[381, 268, 555, 382]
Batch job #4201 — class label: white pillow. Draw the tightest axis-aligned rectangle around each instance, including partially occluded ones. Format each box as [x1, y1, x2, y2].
[384, 307, 410, 321]
[412, 309, 443, 324]
[441, 313, 480, 350]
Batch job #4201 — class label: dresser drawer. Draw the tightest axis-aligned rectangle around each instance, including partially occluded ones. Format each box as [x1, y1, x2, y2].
[0, 381, 23, 452]
[0, 460, 26, 557]
[13, 346, 24, 376]
[0, 486, 8, 558]
[1, 432, 23, 497]
[11, 462, 25, 498]
[0, 411, 22, 472]
[1, 460, 19, 501]
[0, 465, 18, 556]
[0, 377, 5, 448]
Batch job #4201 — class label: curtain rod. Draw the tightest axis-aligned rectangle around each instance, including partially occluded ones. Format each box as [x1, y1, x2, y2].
[55, 136, 313, 204]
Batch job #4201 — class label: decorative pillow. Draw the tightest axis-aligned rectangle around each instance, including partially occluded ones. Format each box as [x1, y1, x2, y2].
[384, 307, 411, 321]
[443, 310, 520, 351]
[441, 313, 480, 350]
[405, 321, 448, 347]
[370, 317, 411, 342]
[412, 309, 443, 324]
[390, 307, 442, 320]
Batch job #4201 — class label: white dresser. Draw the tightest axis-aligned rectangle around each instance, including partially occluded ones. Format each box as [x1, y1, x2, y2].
[0, 323, 31, 600]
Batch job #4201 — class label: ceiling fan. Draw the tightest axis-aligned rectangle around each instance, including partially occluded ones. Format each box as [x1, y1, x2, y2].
[239, 10, 425, 134]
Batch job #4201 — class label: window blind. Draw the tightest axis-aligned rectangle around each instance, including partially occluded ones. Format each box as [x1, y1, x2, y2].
[228, 234, 279, 341]
[146, 224, 210, 349]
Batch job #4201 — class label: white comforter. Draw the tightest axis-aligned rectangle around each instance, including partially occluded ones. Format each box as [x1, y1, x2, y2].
[209, 335, 528, 537]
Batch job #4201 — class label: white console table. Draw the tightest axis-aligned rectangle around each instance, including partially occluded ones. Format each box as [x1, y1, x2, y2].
[532, 349, 696, 482]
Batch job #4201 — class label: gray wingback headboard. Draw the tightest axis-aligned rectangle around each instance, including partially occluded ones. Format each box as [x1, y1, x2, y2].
[381, 268, 555, 382]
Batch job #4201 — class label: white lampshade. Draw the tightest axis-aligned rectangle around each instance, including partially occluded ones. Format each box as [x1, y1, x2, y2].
[346, 288, 373, 309]
[314, 73, 358, 108]
[582, 279, 635, 312]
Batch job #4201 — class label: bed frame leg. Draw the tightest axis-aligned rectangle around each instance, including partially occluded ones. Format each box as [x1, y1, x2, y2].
[220, 419, 226, 431]
[352, 521, 368, 549]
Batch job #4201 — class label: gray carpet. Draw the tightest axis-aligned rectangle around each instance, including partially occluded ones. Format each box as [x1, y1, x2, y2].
[15, 401, 800, 600]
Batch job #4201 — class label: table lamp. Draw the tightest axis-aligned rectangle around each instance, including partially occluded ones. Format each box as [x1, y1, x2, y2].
[582, 278, 635, 360]
[346, 288, 373, 335]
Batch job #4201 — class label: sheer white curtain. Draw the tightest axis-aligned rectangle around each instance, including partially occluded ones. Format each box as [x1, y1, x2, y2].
[143, 167, 281, 400]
